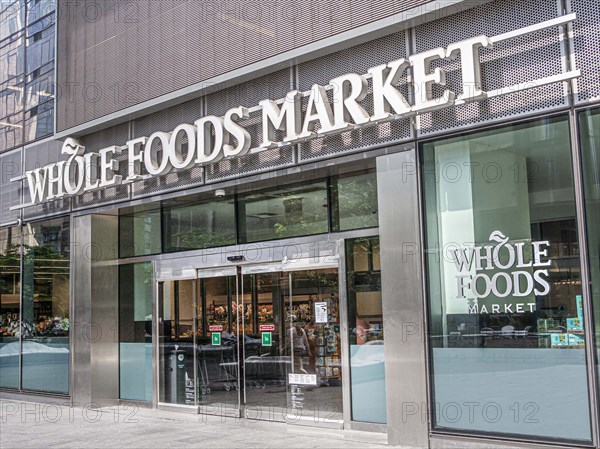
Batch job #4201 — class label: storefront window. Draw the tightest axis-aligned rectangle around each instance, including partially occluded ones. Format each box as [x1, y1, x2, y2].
[21, 216, 70, 394]
[332, 171, 378, 232]
[579, 108, 600, 408]
[119, 262, 153, 401]
[119, 204, 162, 258]
[162, 196, 235, 252]
[238, 181, 329, 243]
[0, 226, 20, 389]
[346, 236, 386, 423]
[422, 116, 591, 442]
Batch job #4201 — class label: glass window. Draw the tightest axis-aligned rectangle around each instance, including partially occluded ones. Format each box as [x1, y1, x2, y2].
[0, 34, 25, 85]
[579, 108, 600, 410]
[0, 111, 23, 151]
[0, 226, 20, 389]
[25, 68, 53, 110]
[21, 216, 70, 394]
[162, 195, 235, 253]
[346, 236, 386, 424]
[0, 0, 24, 42]
[203, 276, 233, 335]
[23, 98, 52, 142]
[238, 181, 329, 243]
[0, 79, 24, 118]
[422, 116, 591, 442]
[24, 24, 53, 75]
[119, 263, 153, 402]
[332, 170, 378, 232]
[26, 0, 55, 25]
[119, 204, 162, 258]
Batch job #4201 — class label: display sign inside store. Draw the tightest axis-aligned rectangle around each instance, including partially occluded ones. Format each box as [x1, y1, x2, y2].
[261, 332, 272, 347]
[17, 14, 579, 206]
[314, 302, 328, 324]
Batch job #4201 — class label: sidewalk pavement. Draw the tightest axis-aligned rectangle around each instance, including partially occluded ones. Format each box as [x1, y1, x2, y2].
[0, 400, 391, 449]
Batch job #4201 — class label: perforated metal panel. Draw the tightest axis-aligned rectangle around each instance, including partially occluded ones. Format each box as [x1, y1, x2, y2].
[0, 147, 22, 226]
[297, 31, 412, 162]
[414, 0, 567, 136]
[72, 123, 130, 210]
[570, 0, 600, 104]
[23, 138, 70, 220]
[204, 69, 296, 182]
[56, 0, 434, 132]
[133, 97, 204, 138]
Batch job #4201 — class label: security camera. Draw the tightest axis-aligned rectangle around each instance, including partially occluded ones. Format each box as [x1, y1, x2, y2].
[215, 189, 226, 198]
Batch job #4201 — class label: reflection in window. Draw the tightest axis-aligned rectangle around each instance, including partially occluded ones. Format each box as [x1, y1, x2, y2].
[25, 25, 53, 75]
[0, 226, 20, 389]
[163, 196, 235, 253]
[0, 35, 25, 84]
[579, 108, 600, 411]
[119, 263, 153, 401]
[25, 68, 53, 110]
[0, 1, 25, 42]
[0, 81, 24, 118]
[346, 236, 386, 424]
[24, 100, 52, 142]
[21, 216, 70, 394]
[422, 116, 591, 441]
[238, 181, 328, 243]
[332, 171, 378, 231]
[119, 204, 162, 258]
[0, 111, 24, 151]
[27, 0, 55, 25]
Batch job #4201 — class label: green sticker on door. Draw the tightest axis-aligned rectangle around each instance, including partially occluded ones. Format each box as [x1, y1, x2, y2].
[262, 332, 272, 347]
[212, 332, 221, 346]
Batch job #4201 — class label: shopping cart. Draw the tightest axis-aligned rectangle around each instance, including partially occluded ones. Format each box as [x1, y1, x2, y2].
[197, 344, 238, 394]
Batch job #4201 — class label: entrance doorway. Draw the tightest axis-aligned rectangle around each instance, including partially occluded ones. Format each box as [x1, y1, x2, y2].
[156, 264, 344, 426]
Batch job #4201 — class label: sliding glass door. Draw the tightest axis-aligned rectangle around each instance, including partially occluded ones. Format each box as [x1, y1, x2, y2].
[156, 263, 344, 426]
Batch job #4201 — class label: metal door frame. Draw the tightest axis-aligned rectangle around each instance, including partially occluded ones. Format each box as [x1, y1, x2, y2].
[196, 266, 241, 417]
[155, 274, 200, 413]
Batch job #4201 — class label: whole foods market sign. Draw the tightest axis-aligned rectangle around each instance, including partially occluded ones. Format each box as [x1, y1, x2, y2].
[20, 14, 579, 206]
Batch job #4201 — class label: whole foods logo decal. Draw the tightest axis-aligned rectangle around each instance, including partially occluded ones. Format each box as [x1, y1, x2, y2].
[451, 231, 551, 314]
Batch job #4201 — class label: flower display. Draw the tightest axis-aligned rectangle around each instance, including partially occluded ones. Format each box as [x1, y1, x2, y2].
[34, 316, 70, 336]
[0, 314, 70, 337]
[208, 303, 228, 322]
[0, 314, 19, 336]
[258, 305, 273, 323]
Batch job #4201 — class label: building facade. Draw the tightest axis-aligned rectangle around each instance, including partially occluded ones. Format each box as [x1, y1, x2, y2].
[1, 0, 599, 447]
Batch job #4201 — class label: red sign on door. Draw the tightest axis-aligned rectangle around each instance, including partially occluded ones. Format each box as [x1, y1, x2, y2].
[259, 324, 275, 331]
[209, 325, 223, 332]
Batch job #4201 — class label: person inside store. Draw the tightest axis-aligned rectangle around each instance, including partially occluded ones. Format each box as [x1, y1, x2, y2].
[287, 316, 312, 373]
[355, 314, 371, 345]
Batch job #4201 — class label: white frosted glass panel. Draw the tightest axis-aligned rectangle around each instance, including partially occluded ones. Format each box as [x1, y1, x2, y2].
[433, 348, 589, 440]
[119, 343, 152, 402]
[350, 344, 387, 424]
